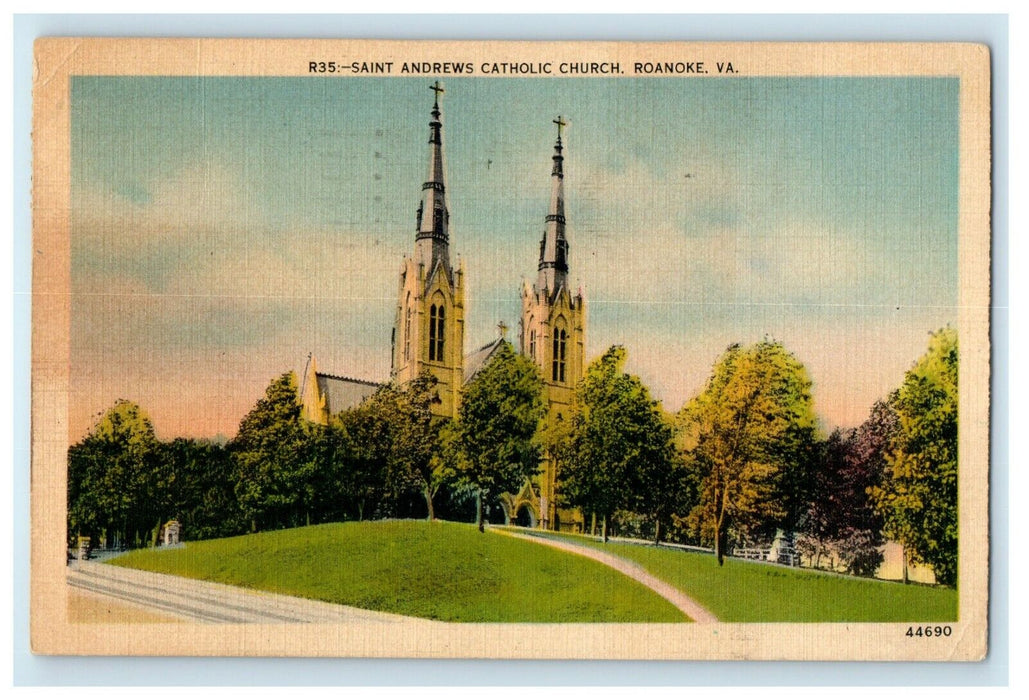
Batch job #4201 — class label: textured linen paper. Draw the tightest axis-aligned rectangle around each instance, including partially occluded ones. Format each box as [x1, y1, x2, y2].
[32, 39, 990, 660]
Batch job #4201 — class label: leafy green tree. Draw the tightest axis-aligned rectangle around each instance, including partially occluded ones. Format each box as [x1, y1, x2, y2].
[457, 341, 545, 532]
[638, 441, 693, 544]
[679, 341, 817, 565]
[360, 374, 449, 520]
[561, 346, 676, 542]
[163, 437, 246, 540]
[231, 372, 319, 531]
[67, 400, 166, 549]
[327, 407, 389, 521]
[872, 328, 958, 586]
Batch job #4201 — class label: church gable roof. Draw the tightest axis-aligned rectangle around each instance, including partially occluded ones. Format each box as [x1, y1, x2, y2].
[316, 373, 382, 414]
[462, 337, 505, 385]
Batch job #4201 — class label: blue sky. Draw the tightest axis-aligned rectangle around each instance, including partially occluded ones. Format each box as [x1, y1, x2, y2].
[70, 76, 959, 439]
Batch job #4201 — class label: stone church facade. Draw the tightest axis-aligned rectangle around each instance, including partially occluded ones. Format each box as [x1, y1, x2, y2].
[300, 84, 586, 531]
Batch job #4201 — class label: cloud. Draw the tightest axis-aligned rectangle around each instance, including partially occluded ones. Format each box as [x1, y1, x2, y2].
[70, 159, 410, 439]
[562, 155, 942, 314]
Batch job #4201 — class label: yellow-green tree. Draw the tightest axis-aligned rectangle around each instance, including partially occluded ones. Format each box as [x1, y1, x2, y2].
[680, 341, 817, 565]
[872, 327, 958, 586]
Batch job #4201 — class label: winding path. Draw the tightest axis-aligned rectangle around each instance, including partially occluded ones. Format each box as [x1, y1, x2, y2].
[492, 528, 719, 623]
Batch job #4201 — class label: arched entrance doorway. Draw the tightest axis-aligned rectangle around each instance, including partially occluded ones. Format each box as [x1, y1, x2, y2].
[515, 504, 537, 528]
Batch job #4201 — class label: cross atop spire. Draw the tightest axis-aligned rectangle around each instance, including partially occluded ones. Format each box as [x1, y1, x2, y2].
[415, 82, 451, 272]
[550, 115, 566, 178]
[553, 115, 567, 141]
[538, 118, 569, 296]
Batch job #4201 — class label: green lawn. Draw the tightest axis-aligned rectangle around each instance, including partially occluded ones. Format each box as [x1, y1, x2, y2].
[109, 520, 687, 623]
[522, 530, 957, 622]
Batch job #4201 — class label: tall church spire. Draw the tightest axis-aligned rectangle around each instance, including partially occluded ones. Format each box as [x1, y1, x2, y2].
[415, 81, 451, 274]
[537, 116, 569, 296]
[394, 82, 465, 420]
[520, 115, 586, 532]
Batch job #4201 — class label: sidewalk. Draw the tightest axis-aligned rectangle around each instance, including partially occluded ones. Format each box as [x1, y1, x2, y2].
[67, 560, 430, 625]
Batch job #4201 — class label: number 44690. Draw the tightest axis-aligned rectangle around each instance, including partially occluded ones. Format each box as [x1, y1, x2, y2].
[906, 625, 952, 638]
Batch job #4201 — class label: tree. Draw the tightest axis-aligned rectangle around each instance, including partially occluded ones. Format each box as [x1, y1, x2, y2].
[838, 399, 897, 575]
[360, 374, 449, 520]
[163, 437, 246, 540]
[872, 328, 958, 586]
[231, 372, 319, 532]
[457, 341, 545, 532]
[645, 448, 699, 545]
[800, 402, 895, 576]
[679, 341, 817, 565]
[561, 346, 676, 542]
[67, 400, 166, 549]
[328, 406, 389, 521]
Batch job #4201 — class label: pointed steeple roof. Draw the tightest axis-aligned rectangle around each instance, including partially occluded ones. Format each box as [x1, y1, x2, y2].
[415, 81, 451, 276]
[537, 116, 569, 297]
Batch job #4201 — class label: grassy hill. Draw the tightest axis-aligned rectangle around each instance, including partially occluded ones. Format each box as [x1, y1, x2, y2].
[524, 530, 957, 622]
[109, 520, 687, 623]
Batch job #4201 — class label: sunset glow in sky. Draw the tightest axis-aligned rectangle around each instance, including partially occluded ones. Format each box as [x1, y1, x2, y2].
[70, 76, 958, 441]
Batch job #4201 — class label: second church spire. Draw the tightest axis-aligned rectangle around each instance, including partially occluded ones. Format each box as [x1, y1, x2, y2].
[537, 116, 569, 296]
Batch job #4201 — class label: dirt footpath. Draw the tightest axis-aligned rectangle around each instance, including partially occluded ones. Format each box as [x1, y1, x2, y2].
[492, 528, 719, 623]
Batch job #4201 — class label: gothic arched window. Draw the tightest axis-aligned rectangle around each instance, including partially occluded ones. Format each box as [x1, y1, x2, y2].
[404, 308, 412, 361]
[429, 303, 445, 362]
[529, 328, 536, 359]
[552, 328, 567, 383]
[436, 305, 445, 361]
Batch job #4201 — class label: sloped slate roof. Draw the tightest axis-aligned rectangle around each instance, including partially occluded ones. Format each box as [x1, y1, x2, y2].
[462, 337, 505, 385]
[316, 373, 382, 414]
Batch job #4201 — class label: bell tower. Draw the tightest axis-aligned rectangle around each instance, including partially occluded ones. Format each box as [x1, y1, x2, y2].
[520, 117, 586, 530]
[392, 82, 466, 419]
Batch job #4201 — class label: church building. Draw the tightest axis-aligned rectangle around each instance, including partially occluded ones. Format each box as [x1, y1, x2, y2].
[300, 85, 586, 531]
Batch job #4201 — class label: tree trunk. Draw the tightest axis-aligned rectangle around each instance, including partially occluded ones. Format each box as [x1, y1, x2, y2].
[653, 519, 661, 545]
[602, 515, 609, 543]
[424, 486, 435, 522]
[477, 490, 485, 533]
[902, 545, 909, 584]
[715, 489, 727, 566]
[591, 512, 597, 537]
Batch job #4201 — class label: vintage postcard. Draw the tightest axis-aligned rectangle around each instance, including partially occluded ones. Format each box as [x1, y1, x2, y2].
[31, 39, 990, 660]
